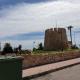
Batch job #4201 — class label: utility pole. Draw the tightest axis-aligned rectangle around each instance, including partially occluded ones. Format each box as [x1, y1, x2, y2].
[67, 26, 73, 46]
[74, 31, 76, 45]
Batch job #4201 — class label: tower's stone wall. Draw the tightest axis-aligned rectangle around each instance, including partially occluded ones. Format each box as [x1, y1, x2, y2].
[44, 28, 68, 51]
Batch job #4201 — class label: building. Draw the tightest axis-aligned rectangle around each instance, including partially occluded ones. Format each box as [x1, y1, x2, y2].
[44, 28, 68, 51]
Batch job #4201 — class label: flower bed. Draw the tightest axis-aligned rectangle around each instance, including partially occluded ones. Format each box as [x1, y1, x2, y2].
[22, 50, 80, 69]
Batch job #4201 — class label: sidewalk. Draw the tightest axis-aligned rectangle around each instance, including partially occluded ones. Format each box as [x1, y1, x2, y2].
[22, 58, 80, 78]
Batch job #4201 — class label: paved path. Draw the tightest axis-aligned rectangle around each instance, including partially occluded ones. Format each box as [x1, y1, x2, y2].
[31, 64, 80, 80]
[22, 58, 80, 78]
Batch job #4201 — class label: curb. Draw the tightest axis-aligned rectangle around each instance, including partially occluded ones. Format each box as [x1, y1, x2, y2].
[23, 58, 80, 80]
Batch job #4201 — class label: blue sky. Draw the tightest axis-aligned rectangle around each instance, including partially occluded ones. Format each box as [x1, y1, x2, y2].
[0, 0, 52, 8]
[0, 0, 80, 38]
[1, 31, 44, 40]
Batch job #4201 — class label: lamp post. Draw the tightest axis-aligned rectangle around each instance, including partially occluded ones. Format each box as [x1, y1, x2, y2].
[33, 41, 35, 51]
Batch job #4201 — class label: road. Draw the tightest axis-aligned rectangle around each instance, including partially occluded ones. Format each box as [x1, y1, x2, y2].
[31, 64, 80, 80]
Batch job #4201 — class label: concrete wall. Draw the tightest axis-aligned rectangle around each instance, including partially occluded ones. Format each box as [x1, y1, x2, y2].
[44, 28, 68, 51]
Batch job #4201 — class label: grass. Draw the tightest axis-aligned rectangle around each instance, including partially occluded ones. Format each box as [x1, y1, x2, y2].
[16, 48, 80, 56]
[30, 49, 79, 55]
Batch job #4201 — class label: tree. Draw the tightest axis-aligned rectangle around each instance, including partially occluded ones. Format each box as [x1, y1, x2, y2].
[2, 43, 13, 55]
[18, 44, 22, 55]
[38, 43, 43, 50]
[14, 48, 18, 54]
[33, 47, 37, 51]
[18, 45, 22, 51]
[72, 45, 78, 49]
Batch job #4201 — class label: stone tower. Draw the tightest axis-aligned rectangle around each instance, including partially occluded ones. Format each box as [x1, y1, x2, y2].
[44, 28, 68, 51]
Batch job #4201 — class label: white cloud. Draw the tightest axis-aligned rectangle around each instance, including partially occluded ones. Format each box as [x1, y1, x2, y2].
[61, 0, 80, 3]
[0, 0, 80, 37]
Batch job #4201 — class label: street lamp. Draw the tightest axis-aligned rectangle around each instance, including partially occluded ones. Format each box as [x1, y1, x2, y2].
[33, 41, 35, 48]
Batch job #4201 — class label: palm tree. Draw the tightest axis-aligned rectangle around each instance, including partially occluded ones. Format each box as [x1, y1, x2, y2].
[67, 26, 73, 46]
